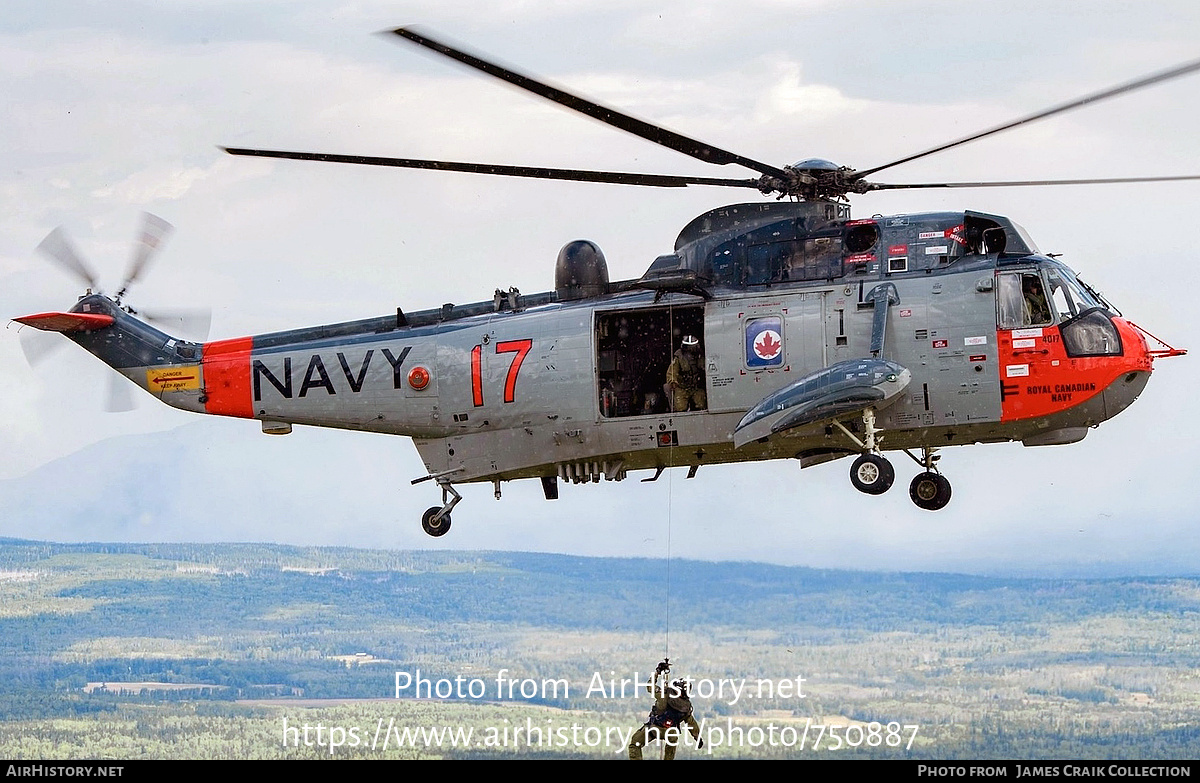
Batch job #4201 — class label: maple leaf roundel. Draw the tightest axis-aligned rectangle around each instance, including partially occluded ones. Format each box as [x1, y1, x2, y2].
[754, 329, 783, 360]
[744, 315, 785, 368]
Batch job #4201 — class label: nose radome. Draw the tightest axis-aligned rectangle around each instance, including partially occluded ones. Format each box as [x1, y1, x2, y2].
[1112, 318, 1156, 372]
[1101, 369, 1152, 422]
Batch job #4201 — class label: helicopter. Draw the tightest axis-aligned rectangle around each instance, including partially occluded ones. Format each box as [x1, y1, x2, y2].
[14, 28, 1192, 537]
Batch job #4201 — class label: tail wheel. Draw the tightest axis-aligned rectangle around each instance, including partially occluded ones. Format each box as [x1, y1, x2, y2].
[850, 454, 894, 495]
[421, 506, 452, 537]
[909, 472, 952, 511]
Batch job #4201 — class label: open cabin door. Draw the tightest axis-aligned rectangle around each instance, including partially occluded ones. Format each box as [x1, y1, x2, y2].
[594, 304, 706, 418]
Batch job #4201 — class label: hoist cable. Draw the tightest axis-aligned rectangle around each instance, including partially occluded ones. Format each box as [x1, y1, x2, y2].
[665, 304, 674, 662]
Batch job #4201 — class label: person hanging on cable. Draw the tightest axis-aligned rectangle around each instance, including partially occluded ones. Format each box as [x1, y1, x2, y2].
[627, 658, 704, 760]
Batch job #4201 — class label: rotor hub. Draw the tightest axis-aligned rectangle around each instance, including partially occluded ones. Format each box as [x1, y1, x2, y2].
[754, 159, 868, 201]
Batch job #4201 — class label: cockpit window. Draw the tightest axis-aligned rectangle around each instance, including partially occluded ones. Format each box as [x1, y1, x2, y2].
[997, 272, 1052, 329]
[1045, 267, 1103, 321]
[1046, 270, 1079, 320]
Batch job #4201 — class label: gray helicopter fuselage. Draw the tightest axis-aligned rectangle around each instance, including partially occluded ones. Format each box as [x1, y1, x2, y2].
[60, 202, 1155, 493]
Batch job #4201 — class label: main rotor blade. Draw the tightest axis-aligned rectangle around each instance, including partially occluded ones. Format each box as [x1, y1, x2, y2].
[36, 227, 99, 289]
[222, 147, 762, 189]
[868, 174, 1200, 190]
[389, 27, 791, 181]
[857, 56, 1200, 180]
[121, 213, 174, 293]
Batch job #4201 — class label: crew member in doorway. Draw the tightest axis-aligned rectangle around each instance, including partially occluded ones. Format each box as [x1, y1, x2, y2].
[666, 335, 707, 412]
[628, 659, 704, 760]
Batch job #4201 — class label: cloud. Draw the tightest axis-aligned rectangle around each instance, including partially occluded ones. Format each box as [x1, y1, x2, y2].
[92, 166, 214, 203]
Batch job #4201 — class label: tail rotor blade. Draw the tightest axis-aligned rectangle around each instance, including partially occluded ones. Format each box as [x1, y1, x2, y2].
[140, 307, 212, 341]
[20, 328, 140, 413]
[105, 373, 136, 413]
[18, 328, 66, 367]
[121, 213, 174, 295]
[36, 227, 100, 289]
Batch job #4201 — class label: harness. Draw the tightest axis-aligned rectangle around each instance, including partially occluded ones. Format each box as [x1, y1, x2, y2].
[647, 693, 693, 729]
[648, 706, 689, 729]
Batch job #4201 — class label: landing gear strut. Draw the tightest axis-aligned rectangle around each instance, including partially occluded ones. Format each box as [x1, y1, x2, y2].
[420, 483, 460, 537]
[412, 469, 463, 537]
[905, 447, 952, 511]
[835, 407, 895, 496]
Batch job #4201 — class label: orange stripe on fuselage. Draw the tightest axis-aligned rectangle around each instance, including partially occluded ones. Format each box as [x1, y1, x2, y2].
[202, 337, 254, 418]
[998, 318, 1152, 422]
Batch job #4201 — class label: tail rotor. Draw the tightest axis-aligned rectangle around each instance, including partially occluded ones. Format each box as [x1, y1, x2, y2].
[18, 327, 67, 367]
[105, 373, 137, 413]
[36, 226, 100, 291]
[116, 212, 175, 304]
[18, 212, 211, 412]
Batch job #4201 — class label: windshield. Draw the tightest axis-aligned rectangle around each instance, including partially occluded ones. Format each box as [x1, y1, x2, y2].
[1044, 265, 1105, 321]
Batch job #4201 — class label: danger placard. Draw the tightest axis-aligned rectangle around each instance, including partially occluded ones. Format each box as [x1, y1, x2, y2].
[146, 366, 202, 392]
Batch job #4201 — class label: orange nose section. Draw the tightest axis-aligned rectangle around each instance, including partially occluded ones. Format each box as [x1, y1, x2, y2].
[999, 315, 1168, 424]
[1112, 318, 1154, 372]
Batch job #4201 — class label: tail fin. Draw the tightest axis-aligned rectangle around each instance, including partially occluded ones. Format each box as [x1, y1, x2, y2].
[13, 312, 114, 333]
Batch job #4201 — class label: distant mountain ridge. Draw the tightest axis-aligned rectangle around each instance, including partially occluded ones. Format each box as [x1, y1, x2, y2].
[0, 537, 1192, 632]
[3, 420, 1197, 578]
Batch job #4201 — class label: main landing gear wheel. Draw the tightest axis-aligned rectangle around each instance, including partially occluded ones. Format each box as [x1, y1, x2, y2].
[421, 507, 452, 537]
[909, 472, 952, 511]
[850, 454, 894, 495]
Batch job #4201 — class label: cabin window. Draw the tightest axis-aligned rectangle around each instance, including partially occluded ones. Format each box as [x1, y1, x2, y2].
[1048, 272, 1079, 320]
[802, 234, 843, 278]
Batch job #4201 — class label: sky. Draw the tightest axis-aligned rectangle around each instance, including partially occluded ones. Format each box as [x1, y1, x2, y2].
[1, 0, 1198, 575]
